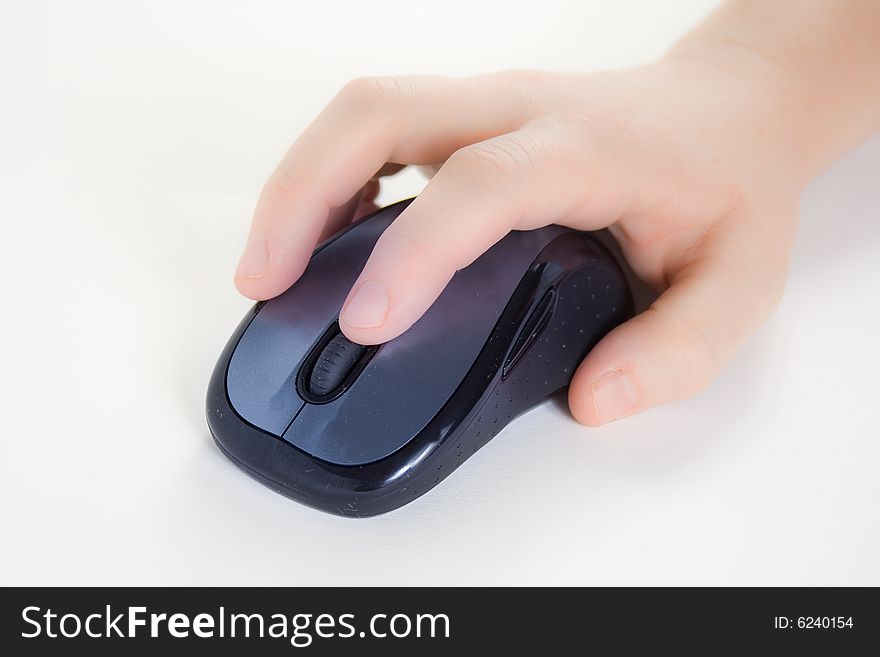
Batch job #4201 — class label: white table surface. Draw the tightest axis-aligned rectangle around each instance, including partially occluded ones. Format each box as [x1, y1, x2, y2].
[2, 0, 878, 586]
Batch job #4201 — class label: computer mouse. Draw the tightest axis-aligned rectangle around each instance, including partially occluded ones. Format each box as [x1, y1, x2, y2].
[207, 198, 633, 517]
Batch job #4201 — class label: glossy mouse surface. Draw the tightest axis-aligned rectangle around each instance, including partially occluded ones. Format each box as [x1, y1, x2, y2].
[207, 199, 633, 516]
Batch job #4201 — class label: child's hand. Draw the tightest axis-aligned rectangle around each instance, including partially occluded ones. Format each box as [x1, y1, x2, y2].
[234, 2, 880, 426]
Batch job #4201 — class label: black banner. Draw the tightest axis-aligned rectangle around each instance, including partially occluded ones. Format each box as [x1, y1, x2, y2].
[1, 587, 877, 654]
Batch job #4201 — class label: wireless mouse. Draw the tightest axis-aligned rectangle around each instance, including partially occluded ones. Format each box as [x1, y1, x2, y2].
[207, 198, 633, 517]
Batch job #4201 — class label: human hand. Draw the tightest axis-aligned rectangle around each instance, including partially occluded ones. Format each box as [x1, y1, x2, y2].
[234, 5, 877, 426]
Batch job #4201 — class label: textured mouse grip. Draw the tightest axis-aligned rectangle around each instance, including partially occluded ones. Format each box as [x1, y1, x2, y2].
[308, 333, 366, 397]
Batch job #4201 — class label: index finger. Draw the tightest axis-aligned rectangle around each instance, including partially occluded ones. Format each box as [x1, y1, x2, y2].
[234, 74, 532, 300]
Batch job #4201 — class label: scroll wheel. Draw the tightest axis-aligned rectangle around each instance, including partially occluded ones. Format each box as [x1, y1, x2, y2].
[308, 332, 367, 396]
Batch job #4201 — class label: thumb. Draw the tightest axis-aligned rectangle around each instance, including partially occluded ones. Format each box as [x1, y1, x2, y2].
[569, 231, 787, 426]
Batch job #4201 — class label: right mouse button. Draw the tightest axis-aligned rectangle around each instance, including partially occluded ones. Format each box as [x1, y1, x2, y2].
[502, 288, 556, 378]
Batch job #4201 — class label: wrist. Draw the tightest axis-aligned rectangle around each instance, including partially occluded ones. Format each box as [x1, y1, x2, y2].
[665, 1, 880, 185]
[661, 38, 833, 190]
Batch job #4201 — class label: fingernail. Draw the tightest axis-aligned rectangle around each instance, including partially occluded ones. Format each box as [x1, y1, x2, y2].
[235, 236, 269, 279]
[591, 369, 638, 424]
[341, 281, 389, 329]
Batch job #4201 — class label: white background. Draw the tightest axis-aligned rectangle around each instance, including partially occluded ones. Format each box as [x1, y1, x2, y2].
[1, 0, 878, 586]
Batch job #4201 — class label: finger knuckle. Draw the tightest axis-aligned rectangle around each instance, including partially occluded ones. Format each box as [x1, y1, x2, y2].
[263, 169, 296, 194]
[650, 303, 720, 398]
[381, 227, 459, 274]
[764, 265, 789, 307]
[562, 108, 618, 148]
[339, 76, 403, 106]
[495, 68, 549, 98]
[491, 69, 555, 118]
[454, 137, 538, 182]
[748, 242, 790, 311]
[497, 68, 544, 84]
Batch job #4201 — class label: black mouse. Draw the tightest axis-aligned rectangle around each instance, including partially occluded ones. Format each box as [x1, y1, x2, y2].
[207, 198, 633, 517]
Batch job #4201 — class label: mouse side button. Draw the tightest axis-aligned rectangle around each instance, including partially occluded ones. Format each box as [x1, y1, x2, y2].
[502, 288, 556, 378]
